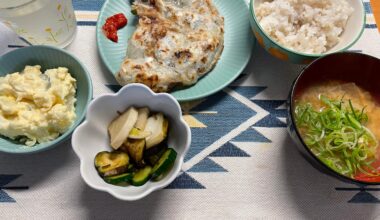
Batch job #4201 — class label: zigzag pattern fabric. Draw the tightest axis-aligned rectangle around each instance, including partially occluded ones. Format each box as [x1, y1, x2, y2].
[0, 0, 380, 219]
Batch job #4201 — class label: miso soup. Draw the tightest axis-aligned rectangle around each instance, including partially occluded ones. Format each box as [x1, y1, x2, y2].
[294, 81, 380, 182]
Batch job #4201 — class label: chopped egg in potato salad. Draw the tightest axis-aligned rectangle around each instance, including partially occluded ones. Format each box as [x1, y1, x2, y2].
[0, 65, 77, 146]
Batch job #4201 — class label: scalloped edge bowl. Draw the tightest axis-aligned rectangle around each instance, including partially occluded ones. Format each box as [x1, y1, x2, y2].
[72, 83, 191, 200]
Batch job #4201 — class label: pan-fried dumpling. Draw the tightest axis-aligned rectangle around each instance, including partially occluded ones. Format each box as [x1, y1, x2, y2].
[116, 0, 224, 92]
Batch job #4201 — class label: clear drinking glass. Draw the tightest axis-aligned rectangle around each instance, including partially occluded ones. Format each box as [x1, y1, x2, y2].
[0, 0, 77, 48]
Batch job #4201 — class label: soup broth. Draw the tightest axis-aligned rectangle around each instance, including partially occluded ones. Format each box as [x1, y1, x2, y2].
[294, 81, 380, 182]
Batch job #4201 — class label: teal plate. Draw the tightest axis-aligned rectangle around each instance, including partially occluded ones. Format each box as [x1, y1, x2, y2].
[96, 0, 254, 101]
[0, 46, 93, 154]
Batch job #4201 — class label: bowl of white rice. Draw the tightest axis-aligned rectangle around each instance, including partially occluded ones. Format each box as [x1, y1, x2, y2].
[249, 0, 365, 63]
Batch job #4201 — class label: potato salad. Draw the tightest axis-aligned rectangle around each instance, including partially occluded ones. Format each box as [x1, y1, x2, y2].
[0, 65, 77, 146]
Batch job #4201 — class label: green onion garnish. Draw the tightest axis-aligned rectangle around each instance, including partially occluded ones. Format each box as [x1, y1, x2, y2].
[294, 96, 379, 178]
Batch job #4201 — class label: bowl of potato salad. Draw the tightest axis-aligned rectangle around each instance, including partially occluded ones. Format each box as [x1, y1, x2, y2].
[0, 46, 92, 154]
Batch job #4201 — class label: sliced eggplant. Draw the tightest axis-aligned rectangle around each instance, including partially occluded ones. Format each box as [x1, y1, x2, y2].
[123, 138, 145, 164]
[151, 148, 177, 178]
[131, 166, 152, 186]
[145, 145, 168, 166]
[127, 163, 135, 172]
[108, 107, 139, 149]
[94, 151, 113, 168]
[144, 113, 169, 149]
[94, 151, 130, 177]
[104, 173, 133, 185]
[144, 142, 167, 157]
[135, 107, 150, 130]
[128, 127, 151, 139]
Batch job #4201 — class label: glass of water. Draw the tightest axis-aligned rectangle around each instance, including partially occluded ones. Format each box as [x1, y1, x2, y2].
[0, 0, 77, 48]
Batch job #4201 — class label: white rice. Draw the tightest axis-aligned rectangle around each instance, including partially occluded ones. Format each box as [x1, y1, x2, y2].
[255, 0, 354, 54]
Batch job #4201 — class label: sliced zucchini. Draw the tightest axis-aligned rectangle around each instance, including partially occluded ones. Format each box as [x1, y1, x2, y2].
[104, 173, 133, 185]
[94, 151, 129, 176]
[151, 148, 177, 178]
[131, 166, 152, 186]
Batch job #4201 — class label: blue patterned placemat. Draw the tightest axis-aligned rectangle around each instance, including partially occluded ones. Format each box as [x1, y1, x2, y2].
[1, 0, 380, 219]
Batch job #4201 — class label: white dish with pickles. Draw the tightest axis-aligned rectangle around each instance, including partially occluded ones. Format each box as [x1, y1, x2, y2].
[72, 84, 191, 201]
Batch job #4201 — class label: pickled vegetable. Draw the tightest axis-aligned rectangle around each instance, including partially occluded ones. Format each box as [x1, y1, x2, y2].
[94, 151, 130, 176]
[108, 107, 138, 149]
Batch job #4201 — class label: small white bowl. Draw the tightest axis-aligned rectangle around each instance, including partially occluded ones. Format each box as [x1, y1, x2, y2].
[72, 84, 191, 201]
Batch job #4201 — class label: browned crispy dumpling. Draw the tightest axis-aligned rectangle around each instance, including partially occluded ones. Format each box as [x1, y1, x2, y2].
[117, 0, 224, 92]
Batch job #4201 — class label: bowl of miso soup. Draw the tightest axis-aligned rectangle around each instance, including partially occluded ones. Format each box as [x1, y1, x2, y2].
[288, 52, 380, 184]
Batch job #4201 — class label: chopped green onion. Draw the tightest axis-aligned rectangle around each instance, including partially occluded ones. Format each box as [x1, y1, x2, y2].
[294, 96, 378, 179]
[347, 114, 362, 129]
[349, 100, 358, 119]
